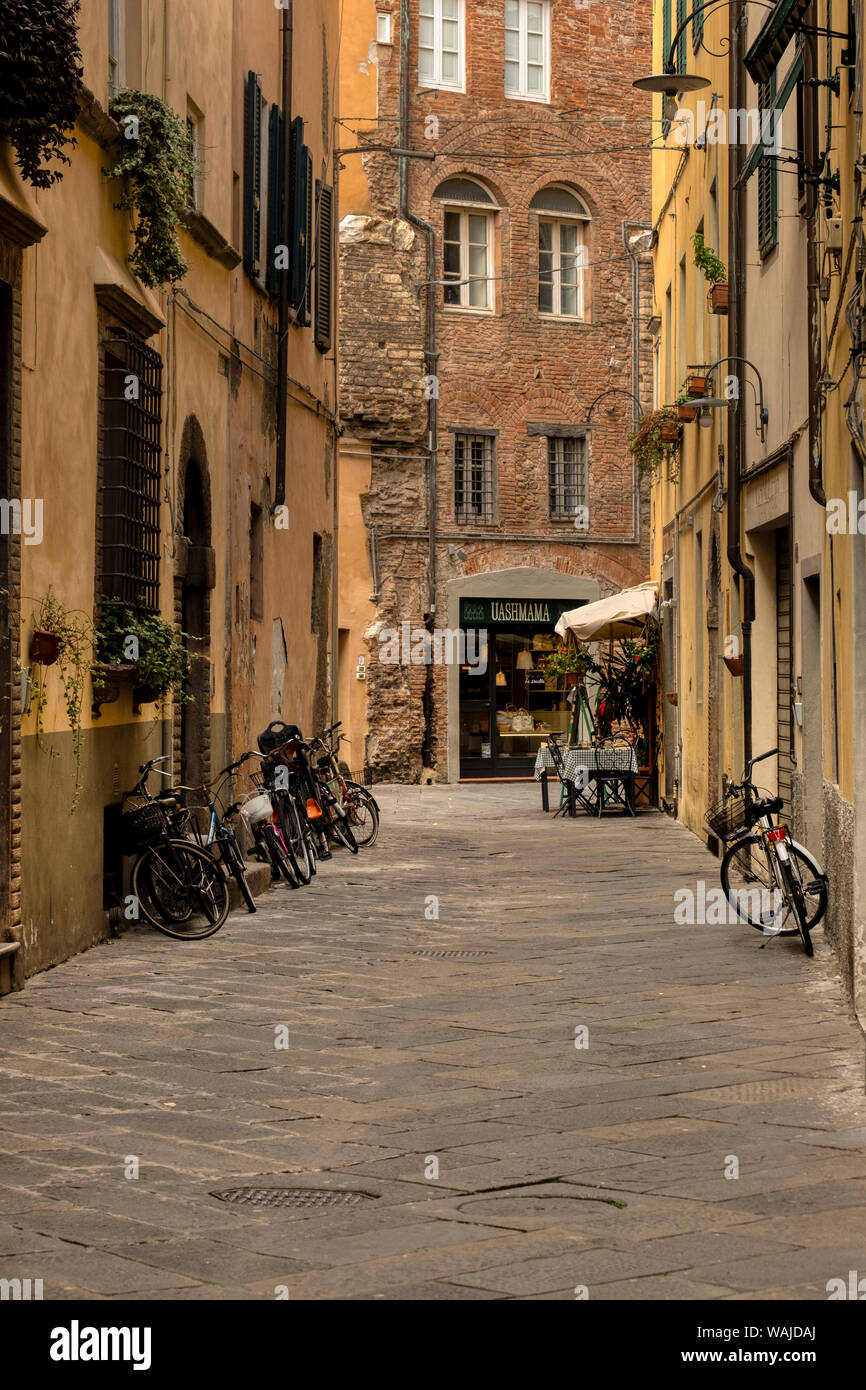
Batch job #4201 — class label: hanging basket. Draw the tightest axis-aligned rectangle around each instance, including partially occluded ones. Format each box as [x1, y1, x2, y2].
[710, 283, 729, 314]
[29, 629, 61, 666]
[678, 404, 698, 422]
[660, 419, 681, 443]
[687, 373, 709, 396]
[723, 654, 744, 677]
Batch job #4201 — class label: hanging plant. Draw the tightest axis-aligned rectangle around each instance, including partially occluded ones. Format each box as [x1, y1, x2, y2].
[542, 644, 598, 681]
[0, 0, 83, 187]
[96, 602, 191, 712]
[629, 407, 681, 480]
[594, 624, 659, 742]
[692, 231, 727, 286]
[104, 90, 197, 288]
[30, 589, 98, 814]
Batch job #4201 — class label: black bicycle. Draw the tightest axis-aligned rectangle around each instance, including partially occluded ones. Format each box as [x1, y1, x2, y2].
[124, 757, 230, 940]
[184, 755, 258, 914]
[706, 747, 828, 956]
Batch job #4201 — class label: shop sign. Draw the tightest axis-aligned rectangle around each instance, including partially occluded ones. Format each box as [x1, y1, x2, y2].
[460, 598, 584, 628]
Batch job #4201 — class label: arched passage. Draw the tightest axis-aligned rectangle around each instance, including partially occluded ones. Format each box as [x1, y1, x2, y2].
[176, 418, 214, 793]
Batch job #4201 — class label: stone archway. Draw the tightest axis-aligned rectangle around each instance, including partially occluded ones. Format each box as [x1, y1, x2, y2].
[175, 418, 215, 793]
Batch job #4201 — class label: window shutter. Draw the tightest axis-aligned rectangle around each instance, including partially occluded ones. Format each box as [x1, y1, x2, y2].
[266, 104, 284, 298]
[758, 73, 778, 257]
[290, 116, 308, 308]
[243, 71, 262, 277]
[301, 149, 313, 325]
[315, 182, 334, 352]
[662, 0, 672, 136]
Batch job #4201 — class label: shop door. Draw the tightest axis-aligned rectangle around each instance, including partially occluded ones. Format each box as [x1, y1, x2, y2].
[459, 630, 574, 778]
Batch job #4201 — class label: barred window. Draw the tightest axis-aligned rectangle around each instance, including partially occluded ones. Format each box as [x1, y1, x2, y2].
[99, 328, 162, 614]
[548, 436, 587, 521]
[454, 433, 495, 523]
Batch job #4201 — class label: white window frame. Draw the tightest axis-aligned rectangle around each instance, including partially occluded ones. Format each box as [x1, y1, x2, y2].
[505, 0, 551, 104]
[442, 205, 494, 312]
[418, 0, 466, 93]
[377, 12, 392, 45]
[108, 0, 126, 95]
[537, 215, 589, 320]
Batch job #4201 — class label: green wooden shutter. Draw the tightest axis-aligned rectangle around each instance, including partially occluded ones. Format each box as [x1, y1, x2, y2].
[266, 104, 284, 298]
[758, 72, 778, 258]
[662, 0, 672, 136]
[314, 182, 334, 352]
[243, 71, 262, 277]
[676, 0, 687, 72]
[301, 149, 313, 326]
[290, 116, 308, 308]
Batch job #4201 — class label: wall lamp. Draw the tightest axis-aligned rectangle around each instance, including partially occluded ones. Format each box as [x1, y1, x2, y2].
[584, 388, 645, 423]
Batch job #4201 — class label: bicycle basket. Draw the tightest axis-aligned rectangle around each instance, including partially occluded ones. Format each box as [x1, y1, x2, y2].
[121, 801, 168, 851]
[704, 795, 749, 843]
[241, 793, 273, 828]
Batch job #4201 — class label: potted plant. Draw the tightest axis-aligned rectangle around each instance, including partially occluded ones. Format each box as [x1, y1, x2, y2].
[724, 654, 744, 677]
[95, 602, 190, 714]
[629, 407, 681, 480]
[0, 2, 83, 189]
[29, 589, 99, 813]
[542, 644, 598, 687]
[29, 628, 61, 666]
[677, 392, 698, 423]
[693, 232, 728, 314]
[687, 368, 710, 397]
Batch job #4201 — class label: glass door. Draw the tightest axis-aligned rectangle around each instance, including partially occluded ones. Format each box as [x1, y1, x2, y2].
[459, 629, 573, 778]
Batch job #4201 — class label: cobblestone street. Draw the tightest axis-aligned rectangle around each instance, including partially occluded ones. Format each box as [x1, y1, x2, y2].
[2, 786, 865, 1301]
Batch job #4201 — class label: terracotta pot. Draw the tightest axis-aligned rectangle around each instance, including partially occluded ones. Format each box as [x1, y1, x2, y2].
[710, 282, 729, 314]
[687, 374, 708, 396]
[565, 671, 579, 687]
[29, 629, 61, 666]
[665, 691, 678, 706]
[723, 654, 744, 677]
[678, 404, 698, 422]
[660, 420, 681, 442]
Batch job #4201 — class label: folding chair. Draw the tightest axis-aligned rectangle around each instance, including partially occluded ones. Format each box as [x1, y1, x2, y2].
[590, 733, 637, 817]
[547, 735, 594, 817]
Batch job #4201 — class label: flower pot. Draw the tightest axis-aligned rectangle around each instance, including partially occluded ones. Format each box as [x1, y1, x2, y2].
[723, 654, 744, 677]
[29, 629, 61, 666]
[678, 404, 698, 422]
[660, 420, 681, 442]
[565, 671, 579, 687]
[710, 283, 729, 314]
[687, 374, 709, 396]
[665, 691, 678, 706]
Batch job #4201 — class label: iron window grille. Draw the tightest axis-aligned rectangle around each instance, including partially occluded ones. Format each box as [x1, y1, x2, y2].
[548, 435, 587, 521]
[99, 328, 162, 614]
[454, 433, 495, 522]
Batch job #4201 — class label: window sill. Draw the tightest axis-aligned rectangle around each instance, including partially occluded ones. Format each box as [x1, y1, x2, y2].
[537, 313, 590, 325]
[418, 79, 465, 94]
[441, 306, 496, 318]
[505, 91, 550, 105]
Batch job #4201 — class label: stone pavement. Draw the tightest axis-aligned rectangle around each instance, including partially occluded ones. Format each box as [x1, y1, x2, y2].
[1, 784, 865, 1301]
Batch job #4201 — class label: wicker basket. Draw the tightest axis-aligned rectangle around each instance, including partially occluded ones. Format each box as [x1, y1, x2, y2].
[704, 795, 749, 843]
[121, 801, 168, 852]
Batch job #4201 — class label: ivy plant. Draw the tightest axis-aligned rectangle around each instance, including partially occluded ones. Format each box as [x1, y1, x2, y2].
[31, 588, 98, 814]
[0, 0, 83, 187]
[104, 90, 197, 287]
[629, 407, 681, 481]
[692, 232, 727, 285]
[96, 602, 191, 710]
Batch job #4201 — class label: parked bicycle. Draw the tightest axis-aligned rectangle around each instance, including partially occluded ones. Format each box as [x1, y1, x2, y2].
[123, 756, 230, 940]
[257, 721, 358, 860]
[705, 747, 828, 956]
[183, 754, 258, 914]
[310, 721, 379, 848]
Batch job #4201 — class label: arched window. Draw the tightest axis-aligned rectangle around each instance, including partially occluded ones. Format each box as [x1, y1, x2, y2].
[530, 185, 590, 319]
[434, 178, 497, 310]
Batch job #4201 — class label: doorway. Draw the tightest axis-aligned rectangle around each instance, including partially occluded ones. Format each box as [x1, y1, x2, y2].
[180, 456, 211, 792]
[459, 629, 574, 778]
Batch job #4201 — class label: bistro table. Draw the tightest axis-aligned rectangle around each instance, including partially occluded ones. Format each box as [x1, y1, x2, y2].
[534, 744, 640, 816]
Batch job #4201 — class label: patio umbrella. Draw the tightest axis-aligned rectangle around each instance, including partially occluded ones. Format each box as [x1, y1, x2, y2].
[554, 581, 658, 643]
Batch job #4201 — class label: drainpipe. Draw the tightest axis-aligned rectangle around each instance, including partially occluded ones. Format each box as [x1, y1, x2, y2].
[623, 221, 650, 541]
[803, 8, 826, 506]
[399, 0, 438, 770]
[274, 1, 293, 511]
[727, 0, 755, 770]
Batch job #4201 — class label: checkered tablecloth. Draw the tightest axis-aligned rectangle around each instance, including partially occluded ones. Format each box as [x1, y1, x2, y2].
[534, 745, 639, 781]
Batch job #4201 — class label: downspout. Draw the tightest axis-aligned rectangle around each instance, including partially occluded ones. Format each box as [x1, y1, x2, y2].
[623, 220, 650, 541]
[399, 0, 438, 770]
[803, 7, 826, 506]
[274, 1, 293, 511]
[727, 0, 755, 770]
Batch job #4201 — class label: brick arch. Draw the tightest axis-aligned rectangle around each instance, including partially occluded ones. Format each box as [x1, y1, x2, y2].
[424, 166, 509, 211]
[526, 176, 598, 224]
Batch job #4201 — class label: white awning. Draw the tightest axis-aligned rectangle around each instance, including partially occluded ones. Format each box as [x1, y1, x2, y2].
[555, 581, 658, 642]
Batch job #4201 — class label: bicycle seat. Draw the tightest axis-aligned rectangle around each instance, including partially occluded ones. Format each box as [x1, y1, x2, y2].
[747, 795, 784, 823]
[156, 794, 180, 811]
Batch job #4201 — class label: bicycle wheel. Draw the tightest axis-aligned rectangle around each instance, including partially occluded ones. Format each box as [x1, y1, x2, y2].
[330, 810, 359, 854]
[275, 794, 314, 884]
[343, 781, 379, 848]
[216, 831, 256, 913]
[780, 859, 813, 956]
[132, 841, 230, 939]
[720, 836, 826, 936]
[259, 822, 300, 889]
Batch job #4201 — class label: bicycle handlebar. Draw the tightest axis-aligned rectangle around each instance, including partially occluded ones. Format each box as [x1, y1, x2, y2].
[743, 747, 779, 782]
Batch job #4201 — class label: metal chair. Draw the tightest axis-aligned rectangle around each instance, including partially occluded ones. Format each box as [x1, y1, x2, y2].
[547, 735, 594, 817]
[590, 732, 637, 817]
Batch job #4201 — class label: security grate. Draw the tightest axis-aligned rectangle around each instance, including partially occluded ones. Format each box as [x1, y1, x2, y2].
[548, 436, 587, 521]
[412, 948, 493, 959]
[211, 1187, 376, 1209]
[100, 328, 162, 613]
[454, 433, 495, 523]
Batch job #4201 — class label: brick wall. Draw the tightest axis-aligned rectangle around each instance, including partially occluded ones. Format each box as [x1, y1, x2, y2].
[340, 0, 654, 779]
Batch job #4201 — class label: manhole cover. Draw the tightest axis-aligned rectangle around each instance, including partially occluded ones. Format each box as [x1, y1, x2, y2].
[211, 1187, 377, 1209]
[412, 949, 493, 959]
